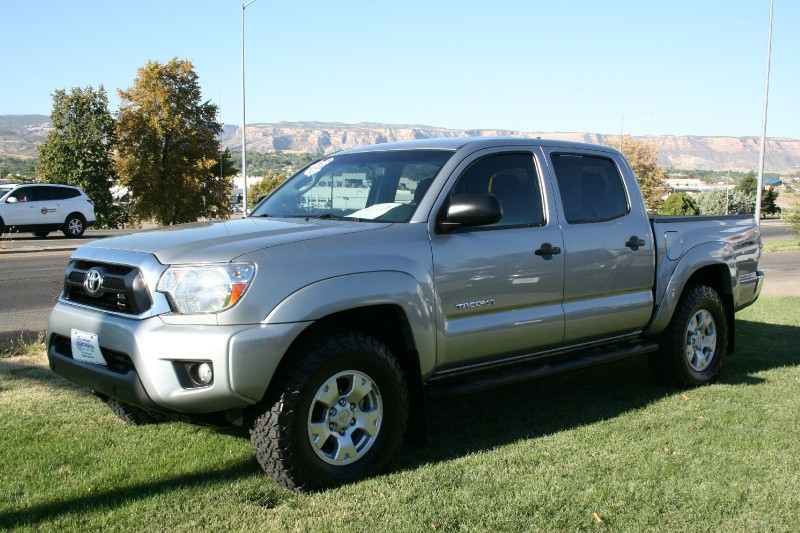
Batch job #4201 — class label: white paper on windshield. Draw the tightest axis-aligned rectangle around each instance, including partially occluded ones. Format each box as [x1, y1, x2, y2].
[303, 158, 333, 176]
[71, 329, 107, 366]
[348, 203, 401, 220]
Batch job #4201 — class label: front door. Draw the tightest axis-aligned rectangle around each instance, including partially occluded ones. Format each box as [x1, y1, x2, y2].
[4, 186, 40, 226]
[431, 150, 565, 371]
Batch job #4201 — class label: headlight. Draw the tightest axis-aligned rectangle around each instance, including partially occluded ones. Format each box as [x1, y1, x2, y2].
[156, 263, 255, 314]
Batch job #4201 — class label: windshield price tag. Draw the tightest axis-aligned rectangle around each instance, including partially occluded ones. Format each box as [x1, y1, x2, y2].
[70, 329, 107, 366]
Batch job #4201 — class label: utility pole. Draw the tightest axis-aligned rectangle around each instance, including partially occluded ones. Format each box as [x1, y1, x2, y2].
[241, 0, 257, 216]
[755, 0, 774, 223]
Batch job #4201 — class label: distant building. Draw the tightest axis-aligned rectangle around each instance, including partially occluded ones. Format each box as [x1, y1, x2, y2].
[665, 178, 732, 197]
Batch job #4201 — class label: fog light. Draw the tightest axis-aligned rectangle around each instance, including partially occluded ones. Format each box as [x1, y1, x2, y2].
[195, 362, 214, 385]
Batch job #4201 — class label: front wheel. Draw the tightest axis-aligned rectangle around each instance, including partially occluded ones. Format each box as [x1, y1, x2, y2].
[649, 284, 728, 387]
[250, 330, 409, 492]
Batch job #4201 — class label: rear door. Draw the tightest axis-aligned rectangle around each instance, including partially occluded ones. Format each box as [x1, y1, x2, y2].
[430, 149, 565, 370]
[35, 186, 67, 226]
[545, 149, 655, 343]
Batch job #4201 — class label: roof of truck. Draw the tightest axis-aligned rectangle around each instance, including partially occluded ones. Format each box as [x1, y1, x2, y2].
[340, 136, 619, 154]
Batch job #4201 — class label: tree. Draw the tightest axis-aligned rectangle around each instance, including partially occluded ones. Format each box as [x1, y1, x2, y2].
[248, 171, 288, 209]
[659, 192, 699, 215]
[37, 86, 119, 227]
[696, 189, 755, 215]
[736, 171, 758, 196]
[115, 58, 227, 225]
[609, 136, 668, 211]
[760, 186, 779, 217]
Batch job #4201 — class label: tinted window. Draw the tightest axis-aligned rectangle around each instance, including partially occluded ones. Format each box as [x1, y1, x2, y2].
[56, 186, 80, 200]
[551, 154, 629, 224]
[450, 153, 544, 227]
[8, 187, 33, 202]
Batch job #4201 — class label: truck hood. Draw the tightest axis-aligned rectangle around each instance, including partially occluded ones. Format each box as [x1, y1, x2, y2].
[78, 217, 390, 264]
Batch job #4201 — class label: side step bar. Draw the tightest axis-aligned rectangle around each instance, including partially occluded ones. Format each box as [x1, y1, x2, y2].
[426, 341, 659, 400]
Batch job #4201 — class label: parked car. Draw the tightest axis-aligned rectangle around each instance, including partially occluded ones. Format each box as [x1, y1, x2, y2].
[0, 183, 96, 238]
[47, 138, 763, 491]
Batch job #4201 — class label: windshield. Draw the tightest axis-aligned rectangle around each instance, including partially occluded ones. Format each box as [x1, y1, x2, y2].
[250, 150, 454, 222]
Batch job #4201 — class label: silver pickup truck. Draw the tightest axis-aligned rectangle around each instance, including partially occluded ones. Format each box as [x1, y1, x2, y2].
[47, 137, 764, 491]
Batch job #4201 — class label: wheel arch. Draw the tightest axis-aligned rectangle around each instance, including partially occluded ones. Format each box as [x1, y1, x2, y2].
[255, 272, 436, 445]
[647, 256, 735, 355]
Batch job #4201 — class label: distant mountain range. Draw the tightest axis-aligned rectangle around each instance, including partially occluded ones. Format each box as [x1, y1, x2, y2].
[3, 115, 799, 173]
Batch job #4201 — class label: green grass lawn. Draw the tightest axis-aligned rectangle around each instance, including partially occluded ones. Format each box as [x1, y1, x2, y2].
[2, 297, 799, 531]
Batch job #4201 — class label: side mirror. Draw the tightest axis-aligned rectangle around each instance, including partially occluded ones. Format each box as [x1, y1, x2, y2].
[6, 197, 18, 203]
[438, 194, 503, 233]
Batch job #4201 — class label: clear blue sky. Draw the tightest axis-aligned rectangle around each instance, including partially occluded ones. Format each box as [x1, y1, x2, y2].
[1, 1, 797, 139]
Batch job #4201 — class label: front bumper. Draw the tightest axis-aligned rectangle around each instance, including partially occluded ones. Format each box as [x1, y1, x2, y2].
[47, 302, 309, 415]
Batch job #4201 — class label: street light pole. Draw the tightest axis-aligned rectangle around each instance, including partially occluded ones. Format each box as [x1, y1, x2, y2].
[241, 0, 257, 216]
[755, 0, 774, 224]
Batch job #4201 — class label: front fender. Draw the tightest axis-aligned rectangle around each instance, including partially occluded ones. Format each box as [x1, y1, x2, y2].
[645, 241, 735, 336]
[264, 271, 437, 377]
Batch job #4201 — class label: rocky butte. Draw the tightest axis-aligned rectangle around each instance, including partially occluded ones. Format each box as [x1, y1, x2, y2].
[2, 115, 799, 173]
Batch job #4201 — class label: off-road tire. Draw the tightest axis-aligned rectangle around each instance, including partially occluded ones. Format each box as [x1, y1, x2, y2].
[62, 213, 86, 238]
[250, 330, 409, 492]
[107, 398, 157, 425]
[649, 284, 728, 387]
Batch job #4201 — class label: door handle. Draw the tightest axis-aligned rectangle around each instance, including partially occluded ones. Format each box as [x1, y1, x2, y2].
[535, 243, 562, 257]
[625, 236, 646, 249]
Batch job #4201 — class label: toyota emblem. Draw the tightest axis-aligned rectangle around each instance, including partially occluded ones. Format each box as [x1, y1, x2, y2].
[83, 268, 104, 296]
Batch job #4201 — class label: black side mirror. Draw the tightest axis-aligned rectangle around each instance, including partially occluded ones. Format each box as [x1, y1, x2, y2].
[438, 194, 503, 233]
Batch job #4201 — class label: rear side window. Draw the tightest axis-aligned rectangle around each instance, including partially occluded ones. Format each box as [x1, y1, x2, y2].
[450, 153, 544, 227]
[52, 186, 81, 200]
[551, 154, 629, 224]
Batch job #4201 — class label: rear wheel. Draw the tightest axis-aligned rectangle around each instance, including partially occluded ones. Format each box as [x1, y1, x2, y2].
[649, 284, 728, 387]
[250, 330, 409, 492]
[62, 213, 86, 238]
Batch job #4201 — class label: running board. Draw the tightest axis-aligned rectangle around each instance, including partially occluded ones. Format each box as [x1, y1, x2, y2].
[425, 341, 659, 400]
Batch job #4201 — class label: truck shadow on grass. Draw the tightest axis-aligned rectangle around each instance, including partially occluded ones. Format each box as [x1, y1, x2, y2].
[393, 318, 800, 472]
[0, 319, 797, 527]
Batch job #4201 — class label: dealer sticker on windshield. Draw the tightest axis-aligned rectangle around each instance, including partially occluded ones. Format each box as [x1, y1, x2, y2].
[71, 329, 107, 366]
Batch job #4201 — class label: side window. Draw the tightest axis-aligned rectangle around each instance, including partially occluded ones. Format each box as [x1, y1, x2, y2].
[50, 186, 80, 200]
[451, 153, 544, 227]
[9, 187, 32, 202]
[551, 154, 629, 224]
[37, 187, 57, 201]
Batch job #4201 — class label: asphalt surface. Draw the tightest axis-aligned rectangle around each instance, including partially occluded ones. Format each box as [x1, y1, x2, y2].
[0, 221, 797, 353]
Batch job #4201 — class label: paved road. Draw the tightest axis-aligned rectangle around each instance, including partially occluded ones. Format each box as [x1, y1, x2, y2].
[759, 219, 795, 242]
[1, 233, 797, 352]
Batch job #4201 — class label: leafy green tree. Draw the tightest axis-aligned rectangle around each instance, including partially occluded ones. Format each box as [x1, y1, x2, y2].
[115, 58, 227, 225]
[736, 171, 758, 196]
[248, 171, 288, 209]
[609, 136, 668, 211]
[696, 189, 755, 215]
[760, 186, 779, 217]
[37, 86, 119, 227]
[659, 192, 699, 215]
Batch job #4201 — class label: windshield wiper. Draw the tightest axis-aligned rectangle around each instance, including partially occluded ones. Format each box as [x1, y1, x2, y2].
[314, 213, 347, 220]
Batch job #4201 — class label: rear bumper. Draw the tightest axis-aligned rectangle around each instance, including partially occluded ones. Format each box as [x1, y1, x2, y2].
[735, 269, 765, 311]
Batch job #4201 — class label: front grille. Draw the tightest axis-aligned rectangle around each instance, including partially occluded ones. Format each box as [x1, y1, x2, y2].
[52, 334, 135, 374]
[63, 260, 152, 315]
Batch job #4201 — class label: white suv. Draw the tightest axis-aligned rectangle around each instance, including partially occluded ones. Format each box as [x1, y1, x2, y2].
[0, 183, 96, 238]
